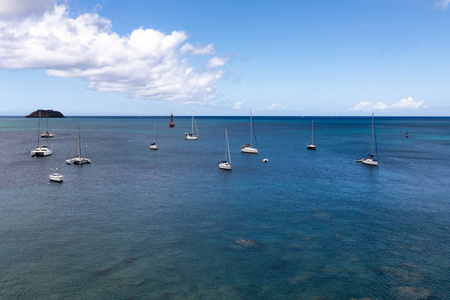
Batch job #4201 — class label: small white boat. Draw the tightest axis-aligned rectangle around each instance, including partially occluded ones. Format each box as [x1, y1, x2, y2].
[31, 111, 52, 157]
[360, 113, 379, 166]
[40, 113, 54, 138]
[240, 109, 258, 154]
[150, 123, 158, 150]
[219, 128, 232, 170]
[185, 112, 199, 140]
[262, 158, 268, 163]
[49, 168, 63, 182]
[306, 119, 316, 150]
[66, 124, 91, 165]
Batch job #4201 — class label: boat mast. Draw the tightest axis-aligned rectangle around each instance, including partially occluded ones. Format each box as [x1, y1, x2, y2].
[191, 111, 194, 134]
[171, 108, 174, 123]
[371, 113, 375, 156]
[154, 123, 157, 142]
[78, 123, 81, 158]
[250, 109, 253, 146]
[312, 119, 314, 144]
[226, 128, 231, 165]
[38, 110, 41, 147]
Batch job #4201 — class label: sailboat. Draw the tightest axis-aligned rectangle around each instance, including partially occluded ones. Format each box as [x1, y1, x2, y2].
[359, 112, 379, 166]
[184, 112, 199, 140]
[169, 108, 175, 127]
[49, 168, 63, 182]
[240, 109, 258, 154]
[31, 111, 52, 157]
[66, 124, 91, 165]
[150, 123, 158, 150]
[306, 119, 316, 150]
[219, 128, 232, 170]
[40, 113, 54, 138]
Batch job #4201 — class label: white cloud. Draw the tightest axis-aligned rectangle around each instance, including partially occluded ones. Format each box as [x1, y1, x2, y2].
[350, 97, 426, 111]
[0, 4, 227, 104]
[0, 0, 55, 19]
[180, 43, 215, 55]
[233, 100, 244, 110]
[267, 103, 286, 111]
[435, 0, 450, 10]
[207, 56, 228, 68]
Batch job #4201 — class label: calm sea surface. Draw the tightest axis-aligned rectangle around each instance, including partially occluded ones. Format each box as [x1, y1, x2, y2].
[0, 116, 448, 299]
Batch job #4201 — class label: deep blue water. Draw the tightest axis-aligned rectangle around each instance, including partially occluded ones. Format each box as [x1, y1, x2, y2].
[0, 116, 448, 299]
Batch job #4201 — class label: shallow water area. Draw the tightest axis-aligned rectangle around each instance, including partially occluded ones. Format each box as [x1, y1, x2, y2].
[0, 116, 449, 299]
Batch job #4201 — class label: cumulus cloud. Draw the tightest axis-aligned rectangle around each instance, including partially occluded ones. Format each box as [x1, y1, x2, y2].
[0, 3, 227, 103]
[350, 97, 426, 111]
[233, 100, 244, 110]
[435, 0, 450, 10]
[267, 103, 286, 111]
[208, 56, 228, 68]
[0, 0, 55, 19]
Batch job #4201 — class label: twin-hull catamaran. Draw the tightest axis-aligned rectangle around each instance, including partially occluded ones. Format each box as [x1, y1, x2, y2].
[31, 111, 52, 157]
[66, 124, 91, 165]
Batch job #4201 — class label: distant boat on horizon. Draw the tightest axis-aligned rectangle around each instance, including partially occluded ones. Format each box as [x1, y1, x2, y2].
[31, 111, 52, 157]
[306, 119, 316, 150]
[169, 108, 175, 127]
[240, 109, 258, 154]
[40, 113, 54, 138]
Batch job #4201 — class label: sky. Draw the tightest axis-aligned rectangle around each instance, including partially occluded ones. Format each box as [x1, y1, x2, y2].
[0, 0, 449, 116]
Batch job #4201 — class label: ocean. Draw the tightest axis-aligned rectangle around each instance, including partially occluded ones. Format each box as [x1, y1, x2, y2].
[0, 116, 448, 299]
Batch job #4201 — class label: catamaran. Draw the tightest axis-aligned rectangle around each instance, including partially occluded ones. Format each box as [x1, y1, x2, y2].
[185, 112, 199, 140]
[240, 109, 258, 154]
[306, 119, 316, 150]
[31, 111, 52, 157]
[219, 128, 232, 170]
[66, 124, 91, 165]
[358, 112, 379, 166]
[150, 123, 158, 150]
[169, 108, 175, 127]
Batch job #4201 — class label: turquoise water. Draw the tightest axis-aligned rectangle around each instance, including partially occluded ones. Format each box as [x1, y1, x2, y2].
[0, 116, 448, 299]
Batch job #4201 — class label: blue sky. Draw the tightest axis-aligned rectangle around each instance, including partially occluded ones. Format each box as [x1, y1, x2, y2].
[0, 0, 449, 116]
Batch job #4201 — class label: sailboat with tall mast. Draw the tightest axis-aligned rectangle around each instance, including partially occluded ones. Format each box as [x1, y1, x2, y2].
[31, 111, 52, 157]
[169, 108, 175, 127]
[40, 113, 54, 138]
[150, 123, 158, 150]
[240, 109, 258, 154]
[185, 112, 199, 140]
[66, 123, 91, 165]
[359, 112, 379, 166]
[219, 128, 232, 170]
[306, 119, 316, 150]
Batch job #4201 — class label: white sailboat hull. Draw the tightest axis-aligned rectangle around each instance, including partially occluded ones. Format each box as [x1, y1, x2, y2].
[49, 173, 63, 182]
[66, 157, 91, 165]
[306, 143, 316, 150]
[185, 133, 198, 140]
[219, 162, 231, 170]
[31, 147, 52, 157]
[240, 146, 258, 154]
[150, 144, 158, 150]
[362, 158, 378, 166]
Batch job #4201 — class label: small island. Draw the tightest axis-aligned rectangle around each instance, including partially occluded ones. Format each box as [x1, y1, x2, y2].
[26, 109, 65, 118]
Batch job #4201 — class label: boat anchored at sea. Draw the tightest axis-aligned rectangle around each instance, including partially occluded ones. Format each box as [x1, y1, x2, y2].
[150, 123, 158, 150]
[306, 119, 316, 150]
[219, 128, 232, 170]
[31, 111, 52, 157]
[240, 109, 258, 154]
[169, 108, 175, 127]
[357, 112, 379, 166]
[66, 124, 91, 165]
[49, 168, 63, 182]
[40, 113, 54, 138]
[185, 112, 199, 140]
